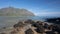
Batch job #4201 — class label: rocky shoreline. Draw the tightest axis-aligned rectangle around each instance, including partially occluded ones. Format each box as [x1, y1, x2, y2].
[0, 19, 60, 34]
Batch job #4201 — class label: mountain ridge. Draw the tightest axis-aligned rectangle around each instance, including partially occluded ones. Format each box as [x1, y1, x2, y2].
[0, 7, 35, 16]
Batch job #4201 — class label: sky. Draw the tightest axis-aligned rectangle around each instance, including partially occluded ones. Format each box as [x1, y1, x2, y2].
[0, 0, 60, 17]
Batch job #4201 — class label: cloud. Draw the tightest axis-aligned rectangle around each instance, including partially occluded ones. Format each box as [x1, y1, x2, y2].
[35, 11, 60, 16]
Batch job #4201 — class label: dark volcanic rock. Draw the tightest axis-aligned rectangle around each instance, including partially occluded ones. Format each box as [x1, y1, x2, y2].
[45, 18, 60, 24]
[25, 28, 34, 34]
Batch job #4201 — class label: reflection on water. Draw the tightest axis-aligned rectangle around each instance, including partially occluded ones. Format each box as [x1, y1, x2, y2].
[0, 16, 45, 28]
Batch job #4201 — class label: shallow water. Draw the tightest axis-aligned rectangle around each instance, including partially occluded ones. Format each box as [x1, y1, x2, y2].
[0, 16, 45, 28]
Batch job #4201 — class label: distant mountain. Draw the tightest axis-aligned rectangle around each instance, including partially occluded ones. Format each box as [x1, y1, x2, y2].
[0, 7, 35, 16]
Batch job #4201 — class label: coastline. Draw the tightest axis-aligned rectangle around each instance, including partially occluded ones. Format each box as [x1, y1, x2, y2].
[0, 20, 57, 34]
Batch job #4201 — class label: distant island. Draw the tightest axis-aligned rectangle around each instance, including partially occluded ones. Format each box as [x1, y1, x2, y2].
[0, 7, 35, 16]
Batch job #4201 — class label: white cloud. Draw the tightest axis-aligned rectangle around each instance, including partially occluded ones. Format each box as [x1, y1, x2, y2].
[35, 11, 60, 16]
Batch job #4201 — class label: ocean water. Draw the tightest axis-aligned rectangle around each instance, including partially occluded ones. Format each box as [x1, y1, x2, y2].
[0, 16, 46, 28]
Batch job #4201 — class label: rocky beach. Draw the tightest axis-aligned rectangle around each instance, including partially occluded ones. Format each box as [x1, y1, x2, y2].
[0, 19, 60, 34]
[0, 0, 60, 34]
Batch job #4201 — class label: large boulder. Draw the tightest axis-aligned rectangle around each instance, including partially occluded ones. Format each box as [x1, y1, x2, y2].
[25, 28, 34, 34]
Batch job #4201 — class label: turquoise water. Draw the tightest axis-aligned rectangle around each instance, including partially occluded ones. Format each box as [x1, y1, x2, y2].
[0, 16, 45, 28]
